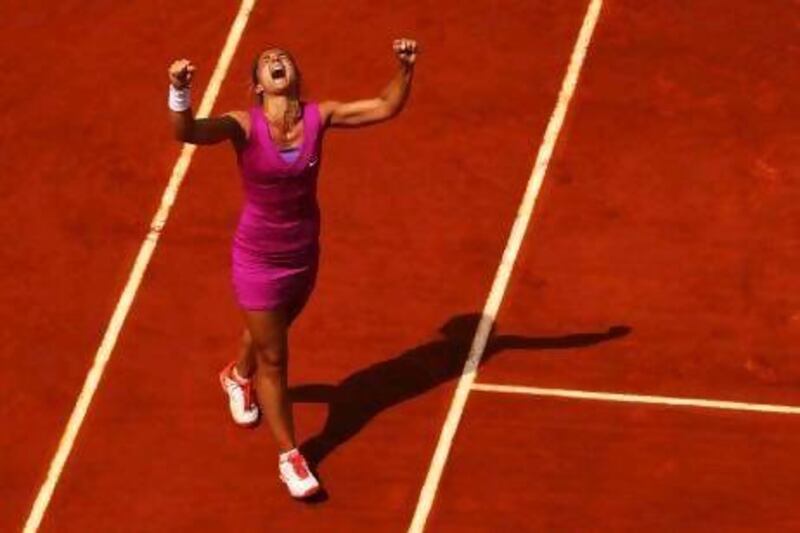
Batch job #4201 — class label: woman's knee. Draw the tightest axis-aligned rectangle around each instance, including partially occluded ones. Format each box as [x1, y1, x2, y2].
[254, 343, 286, 369]
[242, 309, 289, 369]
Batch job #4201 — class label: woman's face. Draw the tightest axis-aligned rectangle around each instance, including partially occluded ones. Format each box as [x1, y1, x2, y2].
[255, 48, 298, 96]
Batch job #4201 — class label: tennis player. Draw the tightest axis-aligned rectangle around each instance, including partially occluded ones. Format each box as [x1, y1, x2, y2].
[167, 38, 417, 498]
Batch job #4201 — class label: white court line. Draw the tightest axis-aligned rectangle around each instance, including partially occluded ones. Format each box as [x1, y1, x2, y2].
[407, 1, 604, 531]
[21, 1, 256, 531]
[472, 383, 800, 415]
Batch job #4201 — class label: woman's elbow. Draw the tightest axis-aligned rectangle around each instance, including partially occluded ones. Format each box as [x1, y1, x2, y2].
[386, 102, 406, 120]
[172, 126, 194, 143]
[372, 99, 398, 121]
[169, 115, 194, 143]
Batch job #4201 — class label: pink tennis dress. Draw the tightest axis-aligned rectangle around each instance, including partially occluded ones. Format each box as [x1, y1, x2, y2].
[231, 102, 325, 311]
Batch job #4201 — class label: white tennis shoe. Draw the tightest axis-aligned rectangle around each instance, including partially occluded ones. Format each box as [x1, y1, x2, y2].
[219, 361, 260, 427]
[279, 450, 320, 498]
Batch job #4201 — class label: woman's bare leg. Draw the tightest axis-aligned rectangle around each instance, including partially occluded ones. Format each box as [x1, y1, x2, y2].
[241, 308, 295, 452]
[235, 328, 257, 379]
[237, 288, 309, 379]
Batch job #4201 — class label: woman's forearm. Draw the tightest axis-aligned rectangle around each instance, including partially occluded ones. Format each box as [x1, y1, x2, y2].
[166, 73, 239, 146]
[380, 64, 414, 117]
[167, 59, 199, 142]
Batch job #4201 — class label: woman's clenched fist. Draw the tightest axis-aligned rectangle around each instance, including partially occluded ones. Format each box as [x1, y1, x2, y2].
[168, 59, 196, 89]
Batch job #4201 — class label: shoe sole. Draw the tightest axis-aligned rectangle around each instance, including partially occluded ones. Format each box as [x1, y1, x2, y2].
[279, 476, 320, 499]
[299, 485, 320, 498]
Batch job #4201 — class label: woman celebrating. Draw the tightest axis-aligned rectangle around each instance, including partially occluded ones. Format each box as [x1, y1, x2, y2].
[167, 39, 418, 498]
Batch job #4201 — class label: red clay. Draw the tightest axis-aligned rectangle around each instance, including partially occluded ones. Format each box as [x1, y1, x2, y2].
[4, 0, 797, 531]
[0, 1, 237, 529]
[457, 0, 800, 530]
[429, 393, 800, 531]
[24, 0, 586, 531]
[486, 0, 800, 405]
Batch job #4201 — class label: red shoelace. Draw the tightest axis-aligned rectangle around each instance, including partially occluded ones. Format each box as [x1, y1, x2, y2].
[288, 453, 310, 479]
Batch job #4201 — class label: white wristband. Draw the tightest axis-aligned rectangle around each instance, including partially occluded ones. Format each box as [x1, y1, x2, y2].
[168, 84, 191, 112]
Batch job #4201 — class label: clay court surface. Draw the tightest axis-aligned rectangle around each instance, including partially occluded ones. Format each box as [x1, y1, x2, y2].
[2, 0, 799, 531]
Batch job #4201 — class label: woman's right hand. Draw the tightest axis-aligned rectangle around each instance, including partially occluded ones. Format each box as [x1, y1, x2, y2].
[168, 59, 196, 89]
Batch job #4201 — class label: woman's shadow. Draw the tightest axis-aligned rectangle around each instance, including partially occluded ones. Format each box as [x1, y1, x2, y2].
[292, 313, 631, 472]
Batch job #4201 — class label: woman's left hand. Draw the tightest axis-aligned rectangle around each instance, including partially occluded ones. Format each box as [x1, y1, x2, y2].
[393, 38, 418, 67]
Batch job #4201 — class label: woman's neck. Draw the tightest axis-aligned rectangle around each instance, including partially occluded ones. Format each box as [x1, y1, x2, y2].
[263, 96, 300, 126]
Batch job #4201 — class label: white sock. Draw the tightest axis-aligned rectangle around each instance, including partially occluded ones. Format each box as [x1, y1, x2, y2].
[279, 448, 298, 462]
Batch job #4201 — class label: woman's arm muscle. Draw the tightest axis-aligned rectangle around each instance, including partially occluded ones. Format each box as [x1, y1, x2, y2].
[320, 68, 413, 128]
[167, 59, 249, 146]
[170, 111, 249, 145]
[319, 38, 417, 129]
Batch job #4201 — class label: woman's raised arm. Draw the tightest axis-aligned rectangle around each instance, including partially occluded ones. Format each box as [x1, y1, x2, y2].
[319, 39, 418, 128]
[167, 59, 248, 145]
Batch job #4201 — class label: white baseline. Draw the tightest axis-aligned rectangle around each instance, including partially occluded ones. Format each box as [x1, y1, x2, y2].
[472, 383, 800, 415]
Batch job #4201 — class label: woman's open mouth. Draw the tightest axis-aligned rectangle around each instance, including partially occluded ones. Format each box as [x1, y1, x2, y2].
[270, 63, 286, 80]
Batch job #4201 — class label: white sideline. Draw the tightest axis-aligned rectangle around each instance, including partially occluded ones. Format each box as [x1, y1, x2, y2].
[407, 1, 604, 531]
[21, 1, 257, 531]
[472, 383, 800, 415]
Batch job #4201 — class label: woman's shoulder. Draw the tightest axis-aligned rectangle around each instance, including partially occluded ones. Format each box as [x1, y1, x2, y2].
[309, 100, 335, 127]
[224, 109, 251, 127]
[223, 109, 252, 139]
[302, 100, 324, 113]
